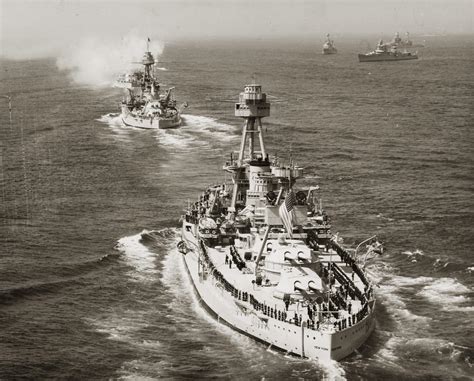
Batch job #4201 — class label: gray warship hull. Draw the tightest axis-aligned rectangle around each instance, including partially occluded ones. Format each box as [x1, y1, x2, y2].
[180, 226, 376, 361]
[121, 113, 181, 129]
[121, 104, 182, 129]
[358, 53, 418, 62]
[322, 47, 338, 55]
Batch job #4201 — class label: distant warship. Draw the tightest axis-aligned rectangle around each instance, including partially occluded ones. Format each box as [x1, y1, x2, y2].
[389, 32, 425, 48]
[322, 34, 338, 55]
[177, 83, 382, 361]
[114, 39, 187, 129]
[359, 40, 418, 62]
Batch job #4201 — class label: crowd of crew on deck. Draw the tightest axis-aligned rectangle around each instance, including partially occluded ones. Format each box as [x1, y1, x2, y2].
[199, 240, 372, 332]
[186, 186, 230, 225]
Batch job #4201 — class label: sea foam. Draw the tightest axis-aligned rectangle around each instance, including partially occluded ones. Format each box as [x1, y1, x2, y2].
[115, 230, 159, 282]
[418, 277, 472, 311]
[181, 114, 238, 142]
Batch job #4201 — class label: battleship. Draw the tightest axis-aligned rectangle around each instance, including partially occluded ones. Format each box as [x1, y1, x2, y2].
[177, 83, 382, 361]
[389, 32, 425, 48]
[359, 40, 418, 62]
[322, 34, 337, 55]
[114, 40, 187, 129]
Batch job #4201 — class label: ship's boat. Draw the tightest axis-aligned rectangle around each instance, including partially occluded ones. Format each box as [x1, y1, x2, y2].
[114, 40, 187, 129]
[359, 39, 418, 62]
[322, 34, 338, 55]
[179, 83, 382, 361]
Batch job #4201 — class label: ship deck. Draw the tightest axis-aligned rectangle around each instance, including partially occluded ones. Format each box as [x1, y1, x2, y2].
[206, 246, 366, 331]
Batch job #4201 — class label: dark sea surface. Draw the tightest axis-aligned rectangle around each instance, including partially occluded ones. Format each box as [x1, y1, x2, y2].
[0, 35, 473, 380]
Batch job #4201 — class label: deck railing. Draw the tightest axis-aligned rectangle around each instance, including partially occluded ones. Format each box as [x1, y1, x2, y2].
[197, 240, 371, 332]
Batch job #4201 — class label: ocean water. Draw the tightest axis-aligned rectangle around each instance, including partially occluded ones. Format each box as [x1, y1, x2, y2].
[0, 35, 473, 380]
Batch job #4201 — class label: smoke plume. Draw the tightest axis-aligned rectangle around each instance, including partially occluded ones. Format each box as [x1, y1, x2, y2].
[56, 32, 164, 87]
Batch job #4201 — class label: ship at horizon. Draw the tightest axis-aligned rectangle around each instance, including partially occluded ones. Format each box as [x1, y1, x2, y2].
[114, 39, 187, 129]
[389, 32, 425, 48]
[359, 39, 418, 62]
[322, 34, 338, 55]
[176, 83, 382, 361]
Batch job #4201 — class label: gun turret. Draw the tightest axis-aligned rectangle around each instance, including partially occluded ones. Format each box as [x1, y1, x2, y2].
[308, 280, 320, 293]
[163, 87, 175, 104]
[294, 281, 306, 293]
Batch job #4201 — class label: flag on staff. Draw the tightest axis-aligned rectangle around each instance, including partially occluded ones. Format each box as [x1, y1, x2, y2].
[279, 189, 296, 237]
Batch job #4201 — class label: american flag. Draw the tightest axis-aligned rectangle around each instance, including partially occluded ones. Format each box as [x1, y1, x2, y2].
[279, 189, 296, 237]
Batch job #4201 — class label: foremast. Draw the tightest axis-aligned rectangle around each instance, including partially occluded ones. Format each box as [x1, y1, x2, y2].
[115, 39, 161, 106]
[225, 83, 303, 220]
[325, 33, 334, 47]
[225, 83, 270, 215]
[142, 39, 155, 82]
[135, 42, 160, 100]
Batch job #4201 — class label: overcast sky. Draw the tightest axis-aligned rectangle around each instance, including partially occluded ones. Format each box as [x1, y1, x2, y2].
[1, 0, 472, 58]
